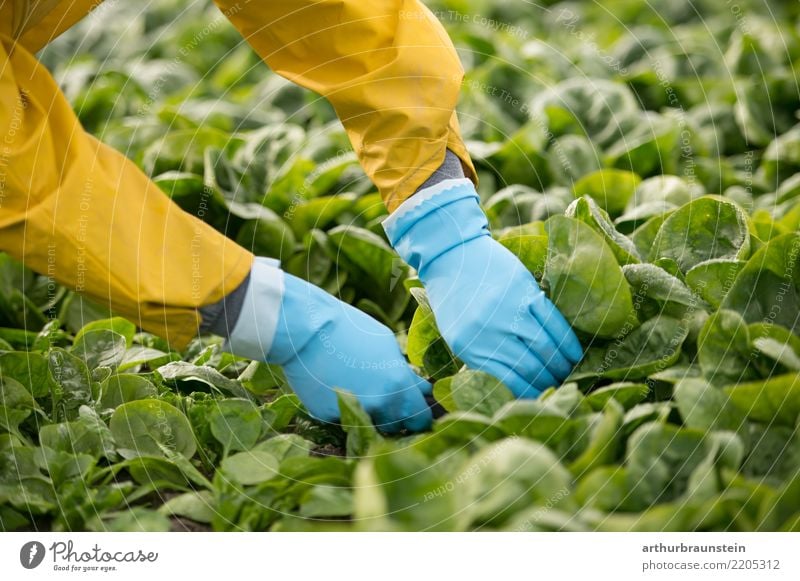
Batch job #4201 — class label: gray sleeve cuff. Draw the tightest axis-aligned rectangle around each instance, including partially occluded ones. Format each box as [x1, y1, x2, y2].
[198, 272, 251, 338]
[417, 149, 466, 191]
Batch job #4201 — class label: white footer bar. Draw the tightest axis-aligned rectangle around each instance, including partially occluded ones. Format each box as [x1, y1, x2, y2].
[1, 532, 797, 580]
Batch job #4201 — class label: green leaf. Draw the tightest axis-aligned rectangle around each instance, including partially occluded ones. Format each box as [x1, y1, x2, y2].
[463, 438, 574, 527]
[264, 394, 302, 432]
[158, 490, 215, 524]
[253, 434, 314, 461]
[39, 406, 115, 459]
[622, 263, 702, 318]
[328, 225, 409, 321]
[337, 390, 383, 456]
[71, 329, 127, 370]
[208, 398, 263, 453]
[421, 337, 461, 381]
[630, 212, 673, 258]
[123, 455, 193, 489]
[685, 259, 745, 309]
[753, 337, 800, 371]
[625, 175, 698, 218]
[118, 346, 178, 372]
[406, 288, 459, 379]
[287, 193, 356, 237]
[432, 370, 514, 416]
[572, 316, 689, 380]
[48, 348, 94, 415]
[575, 465, 633, 513]
[722, 233, 800, 334]
[725, 373, 800, 427]
[566, 196, 641, 265]
[144, 127, 235, 176]
[426, 412, 507, 450]
[237, 360, 286, 395]
[488, 193, 547, 232]
[0, 376, 37, 438]
[0, 505, 29, 531]
[697, 310, 758, 386]
[74, 317, 136, 348]
[606, 113, 680, 176]
[569, 399, 624, 477]
[235, 213, 297, 263]
[0, 328, 37, 350]
[220, 450, 279, 485]
[622, 403, 672, 436]
[87, 508, 171, 532]
[284, 229, 334, 286]
[674, 378, 746, 432]
[531, 78, 641, 151]
[539, 383, 593, 416]
[498, 234, 549, 278]
[748, 323, 800, 368]
[626, 423, 709, 506]
[155, 361, 251, 399]
[544, 215, 637, 338]
[586, 382, 650, 411]
[651, 196, 750, 273]
[0, 352, 51, 398]
[38, 447, 95, 487]
[110, 399, 197, 459]
[299, 485, 353, 518]
[492, 401, 576, 457]
[758, 469, 800, 531]
[484, 126, 550, 190]
[547, 135, 601, 185]
[573, 169, 642, 216]
[98, 374, 158, 410]
[353, 442, 470, 531]
[0, 376, 37, 411]
[0, 406, 29, 437]
[685, 432, 744, 503]
[741, 424, 800, 485]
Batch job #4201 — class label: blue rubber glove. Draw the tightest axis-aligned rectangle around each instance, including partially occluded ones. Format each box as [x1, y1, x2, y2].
[384, 179, 583, 398]
[225, 257, 432, 432]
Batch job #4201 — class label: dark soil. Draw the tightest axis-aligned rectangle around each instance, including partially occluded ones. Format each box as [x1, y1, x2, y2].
[310, 443, 346, 457]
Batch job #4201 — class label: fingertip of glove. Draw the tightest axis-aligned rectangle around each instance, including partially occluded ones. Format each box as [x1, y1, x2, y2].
[401, 405, 433, 433]
[529, 293, 584, 364]
[516, 382, 546, 400]
[416, 376, 433, 396]
[396, 386, 434, 432]
[564, 334, 585, 364]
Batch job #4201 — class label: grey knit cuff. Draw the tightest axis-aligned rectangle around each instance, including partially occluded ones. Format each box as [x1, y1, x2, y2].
[198, 272, 251, 338]
[417, 149, 466, 190]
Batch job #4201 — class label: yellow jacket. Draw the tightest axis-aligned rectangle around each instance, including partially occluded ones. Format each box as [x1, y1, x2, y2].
[0, 0, 476, 348]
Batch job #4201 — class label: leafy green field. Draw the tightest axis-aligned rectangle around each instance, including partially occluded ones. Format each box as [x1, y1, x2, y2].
[3, 0, 800, 531]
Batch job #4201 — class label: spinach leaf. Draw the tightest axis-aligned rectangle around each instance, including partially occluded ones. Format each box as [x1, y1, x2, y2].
[722, 233, 800, 333]
[110, 399, 197, 459]
[432, 370, 514, 416]
[651, 197, 750, 273]
[544, 215, 636, 338]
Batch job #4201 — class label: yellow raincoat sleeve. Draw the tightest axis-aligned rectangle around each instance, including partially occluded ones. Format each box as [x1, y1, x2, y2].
[215, 0, 478, 212]
[0, 36, 254, 349]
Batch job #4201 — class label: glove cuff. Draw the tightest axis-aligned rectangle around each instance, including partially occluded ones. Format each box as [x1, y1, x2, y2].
[382, 178, 489, 276]
[224, 257, 285, 361]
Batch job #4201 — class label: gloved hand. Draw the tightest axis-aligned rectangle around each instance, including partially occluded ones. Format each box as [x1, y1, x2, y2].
[384, 179, 583, 398]
[225, 257, 432, 432]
